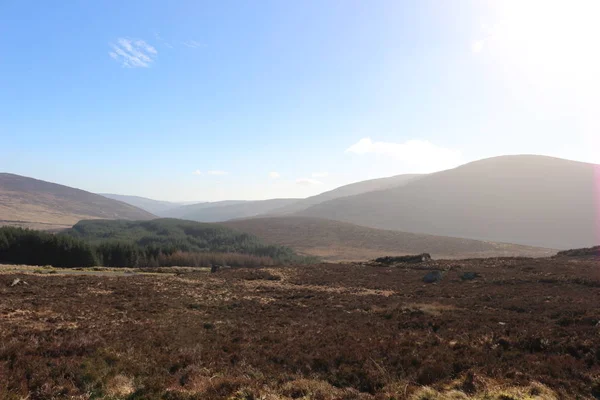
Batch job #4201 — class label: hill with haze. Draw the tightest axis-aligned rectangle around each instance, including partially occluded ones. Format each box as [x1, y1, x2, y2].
[297, 155, 598, 249]
[161, 199, 299, 222]
[100, 193, 192, 215]
[222, 216, 554, 260]
[0, 173, 155, 230]
[106, 174, 423, 219]
[267, 173, 422, 215]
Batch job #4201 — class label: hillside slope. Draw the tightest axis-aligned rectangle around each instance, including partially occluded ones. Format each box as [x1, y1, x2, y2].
[297, 155, 598, 249]
[221, 216, 554, 260]
[100, 193, 186, 215]
[0, 173, 155, 230]
[163, 199, 299, 222]
[267, 174, 422, 215]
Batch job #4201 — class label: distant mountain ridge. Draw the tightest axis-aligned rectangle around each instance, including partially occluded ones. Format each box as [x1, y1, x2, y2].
[267, 174, 422, 215]
[297, 155, 598, 249]
[162, 199, 300, 222]
[105, 174, 424, 221]
[100, 193, 195, 215]
[0, 173, 155, 230]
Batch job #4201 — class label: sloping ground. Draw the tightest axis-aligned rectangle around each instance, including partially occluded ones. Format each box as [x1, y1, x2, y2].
[0, 173, 155, 229]
[1, 257, 600, 398]
[267, 173, 422, 215]
[298, 155, 599, 249]
[162, 198, 300, 222]
[554, 245, 600, 258]
[99, 193, 186, 215]
[221, 216, 554, 260]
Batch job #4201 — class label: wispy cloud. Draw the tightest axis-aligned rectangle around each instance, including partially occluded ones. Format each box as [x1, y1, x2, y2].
[269, 172, 281, 179]
[312, 172, 328, 178]
[346, 137, 462, 173]
[154, 32, 173, 49]
[207, 170, 228, 176]
[296, 178, 323, 186]
[192, 170, 202, 175]
[109, 38, 157, 68]
[182, 40, 204, 49]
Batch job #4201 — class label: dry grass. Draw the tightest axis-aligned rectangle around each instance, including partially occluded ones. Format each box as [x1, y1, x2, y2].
[222, 217, 555, 261]
[0, 174, 153, 230]
[156, 251, 276, 268]
[0, 257, 599, 399]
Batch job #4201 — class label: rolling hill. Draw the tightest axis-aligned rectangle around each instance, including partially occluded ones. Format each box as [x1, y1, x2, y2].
[221, 216, 554, 260]
[297, 155, 598, 249]
[266, 173, 422, 215]
[161, 198, 300, 222]
[100, 193, 193, 215]
[0, 173, 155, 230]
[106, 174, 422, 219]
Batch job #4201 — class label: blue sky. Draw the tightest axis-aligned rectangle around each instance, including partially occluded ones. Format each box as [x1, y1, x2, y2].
[1, 0, 598, 201]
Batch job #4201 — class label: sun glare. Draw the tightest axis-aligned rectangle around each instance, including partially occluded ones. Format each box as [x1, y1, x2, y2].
[480, 0, 600, 89]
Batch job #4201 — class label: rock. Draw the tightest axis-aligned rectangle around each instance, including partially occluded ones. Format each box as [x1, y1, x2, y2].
[375, 253, 432, 265]
[422, 270, 443, 283]
[460, 272, 480, 281]
[9, 278, 27, 287]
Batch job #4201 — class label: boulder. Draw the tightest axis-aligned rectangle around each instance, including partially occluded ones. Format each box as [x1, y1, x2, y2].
[460, 272, 480, 281]
[375, 253, 432, 265]
[423, 270, 443, 283]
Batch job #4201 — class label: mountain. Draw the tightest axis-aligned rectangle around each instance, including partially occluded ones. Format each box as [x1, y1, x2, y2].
[161, 199, 300, 222]
[267, 174, 422, 215]
[0, 173, 155, 230]
[100, 193, 192, 215]
[221, 216, 554, 260]
[161, 200, 247, 219]
[297, 155, 597, 249]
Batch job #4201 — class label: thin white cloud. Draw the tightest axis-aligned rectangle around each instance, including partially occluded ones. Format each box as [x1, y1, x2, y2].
[312, 172, 328, 178]
[269, 172, 281, 179]
[296, 178, 323, 186]
[193, 170, 202, 175]
[346, 137, 462, 173]
[109, 38, 157, 68]
[207, 170, 228, 175]
[182, 40, 204, 49]
[154, 32, 174, 49]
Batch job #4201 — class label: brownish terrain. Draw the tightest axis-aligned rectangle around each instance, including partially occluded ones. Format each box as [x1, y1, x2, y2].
[0, 173, 155, 230]
[2, 256, 600, 399]
[222, 216, 554, 260]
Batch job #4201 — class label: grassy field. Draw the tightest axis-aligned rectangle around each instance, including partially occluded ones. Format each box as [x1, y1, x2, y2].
[222, 217, 555, 261]
[1, 256, 600, 399]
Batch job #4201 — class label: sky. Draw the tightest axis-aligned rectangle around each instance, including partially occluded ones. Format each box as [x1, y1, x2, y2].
[1, 0, 599, 201]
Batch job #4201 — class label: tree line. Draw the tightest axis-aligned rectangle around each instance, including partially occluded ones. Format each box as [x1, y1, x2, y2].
[0, 220, 317, 268]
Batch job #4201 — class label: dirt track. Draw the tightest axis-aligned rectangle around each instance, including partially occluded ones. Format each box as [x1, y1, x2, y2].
[1, 257, 600, 399]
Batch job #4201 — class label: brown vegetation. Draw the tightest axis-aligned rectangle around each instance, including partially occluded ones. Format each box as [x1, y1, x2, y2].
[155, 251, 276, 268]
[1, 256, 600, 398]
[222, 216, 554, 261]
[0, 173, 154, 230]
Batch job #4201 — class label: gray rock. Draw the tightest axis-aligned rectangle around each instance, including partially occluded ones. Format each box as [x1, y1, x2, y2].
[423, 270, 443, 283]
[460, 272, 480, 281]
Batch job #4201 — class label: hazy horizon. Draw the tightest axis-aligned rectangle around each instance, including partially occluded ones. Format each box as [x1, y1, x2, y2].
[2, 1, 599, 201]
